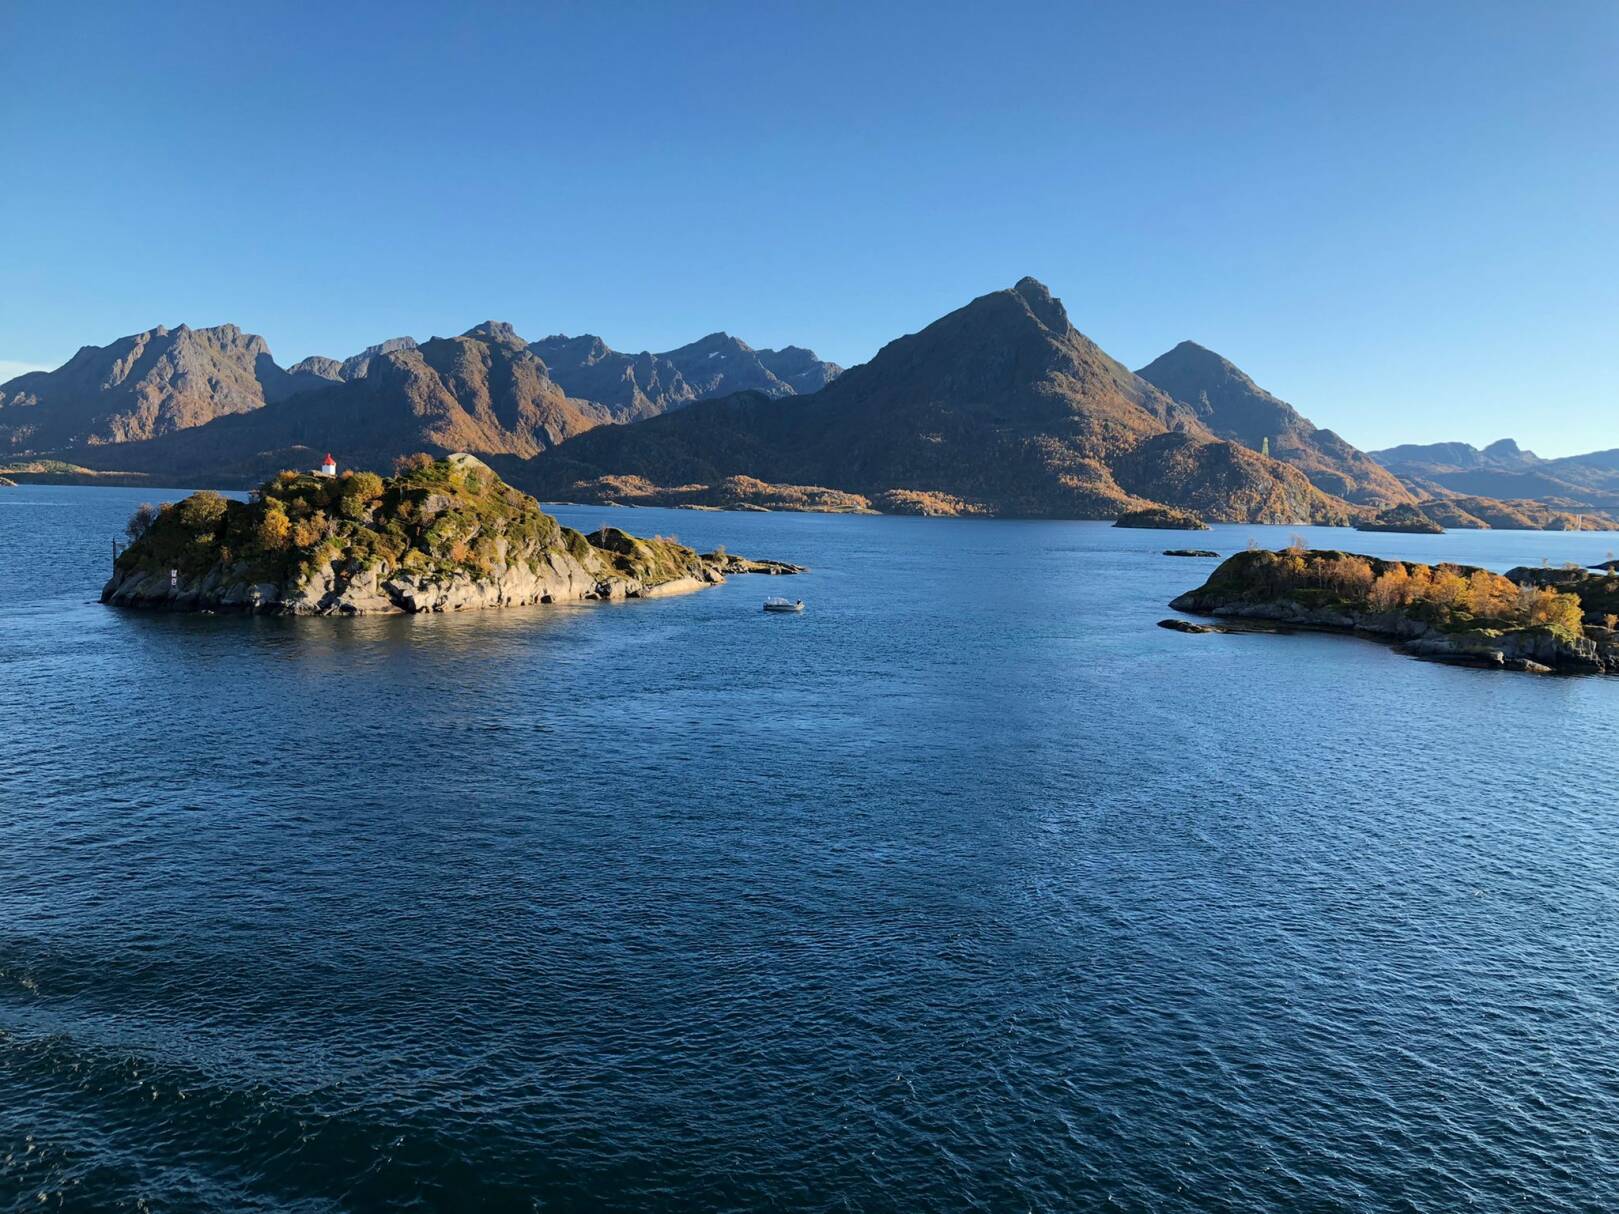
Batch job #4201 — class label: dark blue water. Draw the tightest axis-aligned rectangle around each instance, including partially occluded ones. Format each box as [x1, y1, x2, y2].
[4, 484, 1619, 1212]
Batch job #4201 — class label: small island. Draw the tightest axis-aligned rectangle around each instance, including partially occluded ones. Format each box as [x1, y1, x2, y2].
[1354, 504, 1444, 534]
[103, 453, 801, 615]
[1114, 506, 1210, 531]
[1168, 546, 1618, 673]
[1164, 548, 1220, 558]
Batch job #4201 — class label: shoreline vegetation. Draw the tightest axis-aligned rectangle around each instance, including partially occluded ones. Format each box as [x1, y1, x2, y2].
[1169, 545, 1619, 674]
[101, 454, 801, 616]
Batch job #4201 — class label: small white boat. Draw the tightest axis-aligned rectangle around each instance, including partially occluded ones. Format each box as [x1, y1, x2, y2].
[763, 597, 805, 613]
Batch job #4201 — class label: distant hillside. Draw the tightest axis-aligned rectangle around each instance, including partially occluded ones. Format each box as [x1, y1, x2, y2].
[1371, 439, 1619, 512]
[0, 324, 324, 450]
[529, 332, 840, 422]
[65, 323, 610, 484]
[514, 278, 1351, 524]
[1135, 341, 1412, 508]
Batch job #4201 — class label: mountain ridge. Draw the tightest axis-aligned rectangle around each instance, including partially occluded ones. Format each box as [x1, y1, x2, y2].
[1135, 340, 1412, 508]
[513, 278, 1351, 524]
[529, 330, 840, 422]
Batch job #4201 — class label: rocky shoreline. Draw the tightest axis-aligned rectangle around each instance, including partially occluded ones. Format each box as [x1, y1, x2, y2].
[1168, 548, 1618, 674]
[102, 454, 802, 617]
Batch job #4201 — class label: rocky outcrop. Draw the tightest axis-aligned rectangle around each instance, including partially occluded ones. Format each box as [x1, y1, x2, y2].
[101, 454, 799, 616]
[1169, 548, 1609, 674]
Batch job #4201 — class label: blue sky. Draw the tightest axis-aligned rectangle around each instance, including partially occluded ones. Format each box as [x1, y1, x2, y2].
[1, 0, 1614, 456]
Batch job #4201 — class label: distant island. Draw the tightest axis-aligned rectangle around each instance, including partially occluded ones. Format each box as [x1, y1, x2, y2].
[1168, 547, 1618, 673]
[102, 454, 800, 615]
[1114, 506, 1209, 530]
[5, 278, 1616, 530]
[1354, 504, 1446, 534]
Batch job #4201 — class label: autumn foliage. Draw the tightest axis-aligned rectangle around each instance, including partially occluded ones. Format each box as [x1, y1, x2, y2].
[1221, 548, 1588, 637]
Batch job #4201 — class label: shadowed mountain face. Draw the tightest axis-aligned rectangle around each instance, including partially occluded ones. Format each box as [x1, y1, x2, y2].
[1135, 341, 1412, 508]
[0, 324, 324, 451]
[1371, 439, 1619, 511]
[66, 323, 610, 483]
[529, 332, 840, 422]
[515, 278, 1351, 523]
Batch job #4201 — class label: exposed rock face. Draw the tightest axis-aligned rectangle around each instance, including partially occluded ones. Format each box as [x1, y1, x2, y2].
[1136, 341, 1413, 509]
[101, 454, 800, 616]
[68, 324, 612, 485]
[529, 332, 841, 422]
[0, 324, 318, 451]
[517, 277, 1352, 524]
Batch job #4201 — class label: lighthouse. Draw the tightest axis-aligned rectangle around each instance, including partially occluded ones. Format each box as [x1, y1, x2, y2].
[317, 453, 337, 478]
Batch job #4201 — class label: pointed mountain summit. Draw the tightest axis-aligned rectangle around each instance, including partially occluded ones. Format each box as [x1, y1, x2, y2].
[516, 278, 1351, 523]
[1135, 340, 1412, 507]
[0, 323, 321, 451]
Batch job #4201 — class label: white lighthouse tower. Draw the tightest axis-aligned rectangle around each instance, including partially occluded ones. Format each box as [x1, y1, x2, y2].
[317, 453, 337, 478]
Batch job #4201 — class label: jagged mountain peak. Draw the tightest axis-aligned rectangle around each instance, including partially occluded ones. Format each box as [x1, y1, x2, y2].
[1007, 276, 1071, 335]
[461, 321, 525, 346]
[0, 321, 294, 450]
[533, 334, 612, 364]
[1483, 437, 1538, 462]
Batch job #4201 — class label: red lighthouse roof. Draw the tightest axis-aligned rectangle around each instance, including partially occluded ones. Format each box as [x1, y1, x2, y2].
[322, 453, 335, 464]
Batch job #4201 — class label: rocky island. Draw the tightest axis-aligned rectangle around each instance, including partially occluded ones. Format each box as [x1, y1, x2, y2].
[1168, 546, 1618, 673]
[102, 454, 801, 615]
[1114, 506, 1210, 531]
[1354, 504, 1445, 534]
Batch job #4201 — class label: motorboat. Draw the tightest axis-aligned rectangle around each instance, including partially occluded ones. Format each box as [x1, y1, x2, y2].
[763, 597, 805, 613]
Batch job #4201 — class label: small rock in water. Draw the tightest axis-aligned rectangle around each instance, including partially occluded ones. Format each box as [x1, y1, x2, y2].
[1158, 618, 1214, 634]
[1163, 549, 1220, 558]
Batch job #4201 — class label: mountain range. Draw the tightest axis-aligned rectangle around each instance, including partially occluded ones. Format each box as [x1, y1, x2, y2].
[530, 332, 841, 422]
[514, 278, 1351, 523]
[0, 324, 334, 450]
[0, 322, 840, 463]
[1369, 439, 1619, 511]
[1, 278, 1611, 529]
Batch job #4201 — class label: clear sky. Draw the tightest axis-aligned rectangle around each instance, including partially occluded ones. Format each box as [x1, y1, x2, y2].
[1, 1, 1614, 456]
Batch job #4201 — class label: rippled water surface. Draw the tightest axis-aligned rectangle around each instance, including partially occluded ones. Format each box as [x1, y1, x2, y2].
[4, 484, 1619, 1211]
